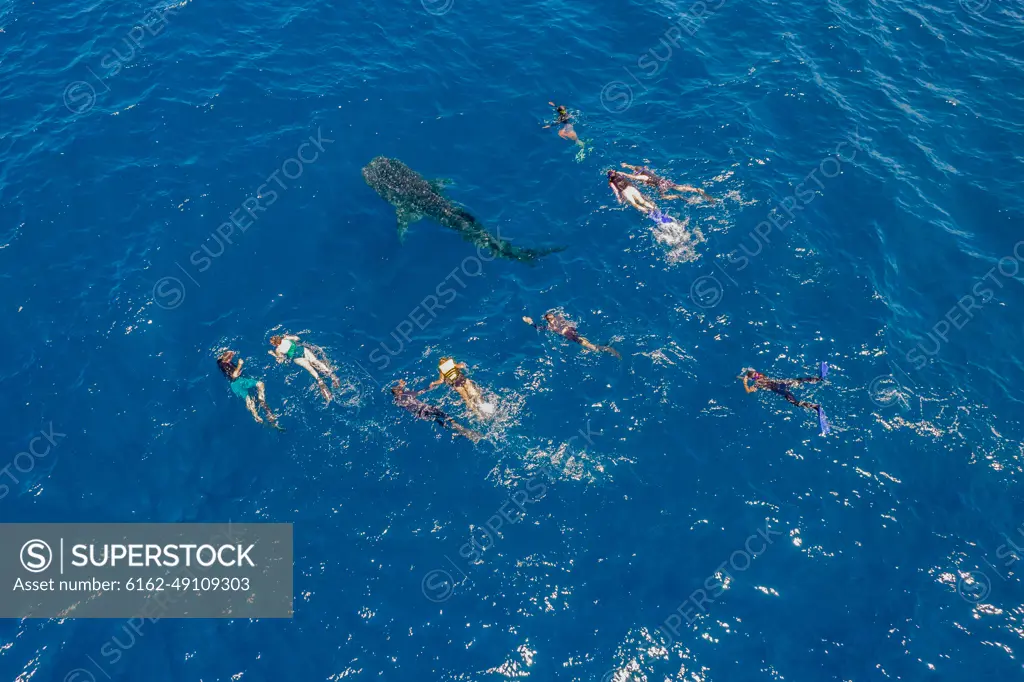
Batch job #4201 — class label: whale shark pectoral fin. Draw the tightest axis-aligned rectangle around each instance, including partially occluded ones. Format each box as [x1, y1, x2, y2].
[395, 205, 424, 243]
[429, 177, 454, 193]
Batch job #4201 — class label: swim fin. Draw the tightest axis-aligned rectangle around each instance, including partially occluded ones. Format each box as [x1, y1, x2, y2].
[817, 406, 830, 435]
[649, 209, 675, 225]
[820, 362, 829, 380]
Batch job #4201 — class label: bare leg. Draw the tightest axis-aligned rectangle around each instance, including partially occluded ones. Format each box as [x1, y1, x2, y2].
[579, 337, 621, 359]
[630, 196, 657, 212]
[458, 385, 486, 420]
[672, 184, 716, 202]
[304, 350, 340, 388]
[255, 381, 282, 427]
[244, 395, 263, 423]
[450, 420, 482, 442]
[296, 357, 331, 403]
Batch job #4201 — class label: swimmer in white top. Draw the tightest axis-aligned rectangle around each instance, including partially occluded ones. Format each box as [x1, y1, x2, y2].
[269, 334, 340, 403]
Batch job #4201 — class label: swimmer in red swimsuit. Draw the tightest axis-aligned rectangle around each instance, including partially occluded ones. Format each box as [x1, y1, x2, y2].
[524, 312, 621, 359]
[619, 163, 716, 203]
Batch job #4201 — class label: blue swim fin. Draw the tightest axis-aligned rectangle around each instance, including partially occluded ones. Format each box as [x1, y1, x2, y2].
[817, 406, 830, 435]
[820, 362, 829, 380]
[648, 209, 674, 225]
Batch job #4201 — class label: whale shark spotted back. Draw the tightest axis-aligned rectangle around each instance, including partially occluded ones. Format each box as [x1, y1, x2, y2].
[362, 156, 565, 263]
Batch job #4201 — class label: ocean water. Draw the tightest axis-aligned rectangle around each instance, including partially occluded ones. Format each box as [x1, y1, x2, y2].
[2, 0, 1024, 679]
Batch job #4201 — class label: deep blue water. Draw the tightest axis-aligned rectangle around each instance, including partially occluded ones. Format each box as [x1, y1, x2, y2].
[3, 0, 1024, 679]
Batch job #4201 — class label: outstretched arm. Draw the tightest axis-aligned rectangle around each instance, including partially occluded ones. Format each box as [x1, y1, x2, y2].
[231, 359, 244, 380]
[523, 316, 546, 331]
[620, 163, 640, 171]
[424, 378, 444, 392]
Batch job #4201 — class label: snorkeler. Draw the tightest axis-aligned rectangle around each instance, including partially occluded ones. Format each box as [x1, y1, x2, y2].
[742, 363, 830, 434]
[425, 357, 494, 420]
[392, 379, 482, 442]
[269, 334, 340, 404]
[620, 163, 716, 203]
[608, 170, 658, 213]
[217, 351, 283, 430]
[543, 102, 584, 146]
[523, 312, 621, 359]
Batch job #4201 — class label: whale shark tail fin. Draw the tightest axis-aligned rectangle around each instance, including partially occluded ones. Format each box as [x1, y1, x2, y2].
[498, 242, 568, 264]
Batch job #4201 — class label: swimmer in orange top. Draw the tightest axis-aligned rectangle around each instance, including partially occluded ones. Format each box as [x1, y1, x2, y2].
[543, 102, 584, 146]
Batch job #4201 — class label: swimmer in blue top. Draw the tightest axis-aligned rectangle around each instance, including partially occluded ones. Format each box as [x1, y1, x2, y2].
[269, 334, 340, 404]
[543, 102, 584, 146]
[218, 351, 283, 429]
[742, 363, 830, 434]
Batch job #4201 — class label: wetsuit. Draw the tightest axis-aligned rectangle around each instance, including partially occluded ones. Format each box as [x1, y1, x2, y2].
[753, 373, 819, 409]
[394, 389, 455, 428]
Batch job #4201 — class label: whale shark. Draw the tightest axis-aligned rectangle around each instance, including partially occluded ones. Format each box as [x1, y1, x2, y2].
[362, 156, 565, 263]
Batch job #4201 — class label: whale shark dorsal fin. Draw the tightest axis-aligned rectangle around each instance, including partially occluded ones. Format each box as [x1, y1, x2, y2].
[429, 177, 454, 193]
[395, 204, 423, 243]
